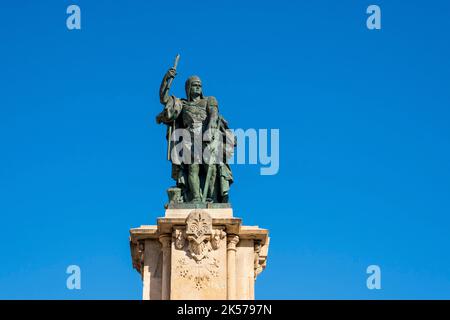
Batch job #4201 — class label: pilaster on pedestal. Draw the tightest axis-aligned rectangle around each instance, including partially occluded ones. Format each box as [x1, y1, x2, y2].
[226, 235, 239, 299]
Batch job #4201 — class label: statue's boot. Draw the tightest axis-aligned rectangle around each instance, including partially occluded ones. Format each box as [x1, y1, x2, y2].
[191, 193, 202, 203]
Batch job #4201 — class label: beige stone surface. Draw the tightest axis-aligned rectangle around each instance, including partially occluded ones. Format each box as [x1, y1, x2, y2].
[236, 239, 255, 300]
[164, 207, 234, 219]
[143, 239, 162, 300]
[129, 208, 269, 300]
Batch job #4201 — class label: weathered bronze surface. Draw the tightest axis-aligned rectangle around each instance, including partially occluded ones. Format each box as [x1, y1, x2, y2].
[156, 55, 235, 205]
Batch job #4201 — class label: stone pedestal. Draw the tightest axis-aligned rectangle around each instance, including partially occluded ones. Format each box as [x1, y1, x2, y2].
[129, 207, 269, 300]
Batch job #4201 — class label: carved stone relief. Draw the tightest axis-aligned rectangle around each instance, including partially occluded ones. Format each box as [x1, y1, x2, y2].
[172, 210, 226, 290]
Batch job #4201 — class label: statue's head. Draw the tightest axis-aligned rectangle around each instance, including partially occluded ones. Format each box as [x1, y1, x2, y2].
[185, 75, 203, 101]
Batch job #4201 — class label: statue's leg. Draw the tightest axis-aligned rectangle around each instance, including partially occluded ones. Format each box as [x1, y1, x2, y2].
[220, 180, 229, 203]
[188, 164, 201, 202]
[206, 165, 217, 201]
[219, 165, 231, 203]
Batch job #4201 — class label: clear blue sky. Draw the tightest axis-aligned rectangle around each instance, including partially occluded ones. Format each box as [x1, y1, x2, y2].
[1, 0, 450, 299]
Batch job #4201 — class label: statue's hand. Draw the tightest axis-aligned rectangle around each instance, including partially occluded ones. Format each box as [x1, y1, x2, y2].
[166, 68, 177, 79]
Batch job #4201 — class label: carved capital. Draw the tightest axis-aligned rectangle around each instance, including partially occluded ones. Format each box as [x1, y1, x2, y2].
[159, 234, 172, 250]
[227, 235, 239, 251]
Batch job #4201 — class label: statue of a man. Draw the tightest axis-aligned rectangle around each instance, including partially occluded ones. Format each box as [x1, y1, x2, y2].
[156, 67, 234, 204]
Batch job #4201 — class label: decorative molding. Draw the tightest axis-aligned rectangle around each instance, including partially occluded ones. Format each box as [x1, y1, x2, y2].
[211, 229, 226, 250]
[138, 241, 145, 270]
[173, 228, 186, 250]
[186, 210, 213, 238]
[130, 240, 143, 274]
[183, 210, 222, 262]
[254, 241, 267, 279]
[171, 210, 227, 290]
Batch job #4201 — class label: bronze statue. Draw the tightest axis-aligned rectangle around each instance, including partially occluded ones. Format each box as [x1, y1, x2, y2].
[156, 55, 235, 205]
